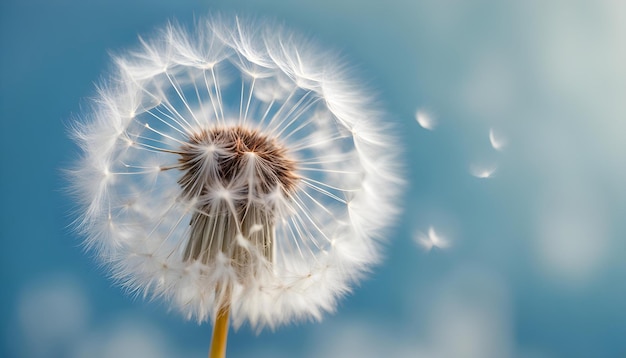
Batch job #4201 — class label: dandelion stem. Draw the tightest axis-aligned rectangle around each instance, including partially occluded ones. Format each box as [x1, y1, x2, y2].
[209, 304, 230, 358]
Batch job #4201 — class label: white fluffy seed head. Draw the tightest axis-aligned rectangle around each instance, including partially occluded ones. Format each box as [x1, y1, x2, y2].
[68, 15, 403, 330]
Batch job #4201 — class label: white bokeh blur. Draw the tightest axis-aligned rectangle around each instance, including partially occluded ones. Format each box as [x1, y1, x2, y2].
[529, 126, 612, 286]
[71, 318, 176, 358]
[13, 273, 200, 358]
[16, 274, 90, 358]
[252, 266, 529, 358]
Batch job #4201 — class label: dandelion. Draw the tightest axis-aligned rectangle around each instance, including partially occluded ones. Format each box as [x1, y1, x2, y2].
[68, 16, 402, 357]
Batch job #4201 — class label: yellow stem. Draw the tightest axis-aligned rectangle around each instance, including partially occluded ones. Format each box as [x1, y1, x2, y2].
[209, 305, 230, 358]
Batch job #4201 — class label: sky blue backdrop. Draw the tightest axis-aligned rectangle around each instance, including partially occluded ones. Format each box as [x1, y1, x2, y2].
[2, 1, 625, 357]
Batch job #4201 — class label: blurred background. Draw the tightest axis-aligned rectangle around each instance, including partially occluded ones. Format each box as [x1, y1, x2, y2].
[1, 0, 625, 357]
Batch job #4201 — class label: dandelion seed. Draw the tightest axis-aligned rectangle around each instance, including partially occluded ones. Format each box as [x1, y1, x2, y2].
[415, 109, 437, 130]
[414, 226, 450, 251]
[469, 163, 497, 178]
[68, 16, 402, 357]
[489, 128, 507, 151]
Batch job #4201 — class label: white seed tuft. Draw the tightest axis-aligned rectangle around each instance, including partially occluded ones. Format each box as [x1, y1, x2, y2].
[68, 16, 403, 330]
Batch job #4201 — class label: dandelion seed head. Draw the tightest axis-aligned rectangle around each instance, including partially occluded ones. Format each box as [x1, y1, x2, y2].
[68, 16, 402, 329]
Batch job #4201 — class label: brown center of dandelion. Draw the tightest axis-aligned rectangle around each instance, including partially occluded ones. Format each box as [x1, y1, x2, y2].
[177, 126, 298, 274]
[178, 126, 299, 199]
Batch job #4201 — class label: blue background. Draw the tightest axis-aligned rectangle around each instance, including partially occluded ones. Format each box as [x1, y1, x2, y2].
[2, 1, 625, 357]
